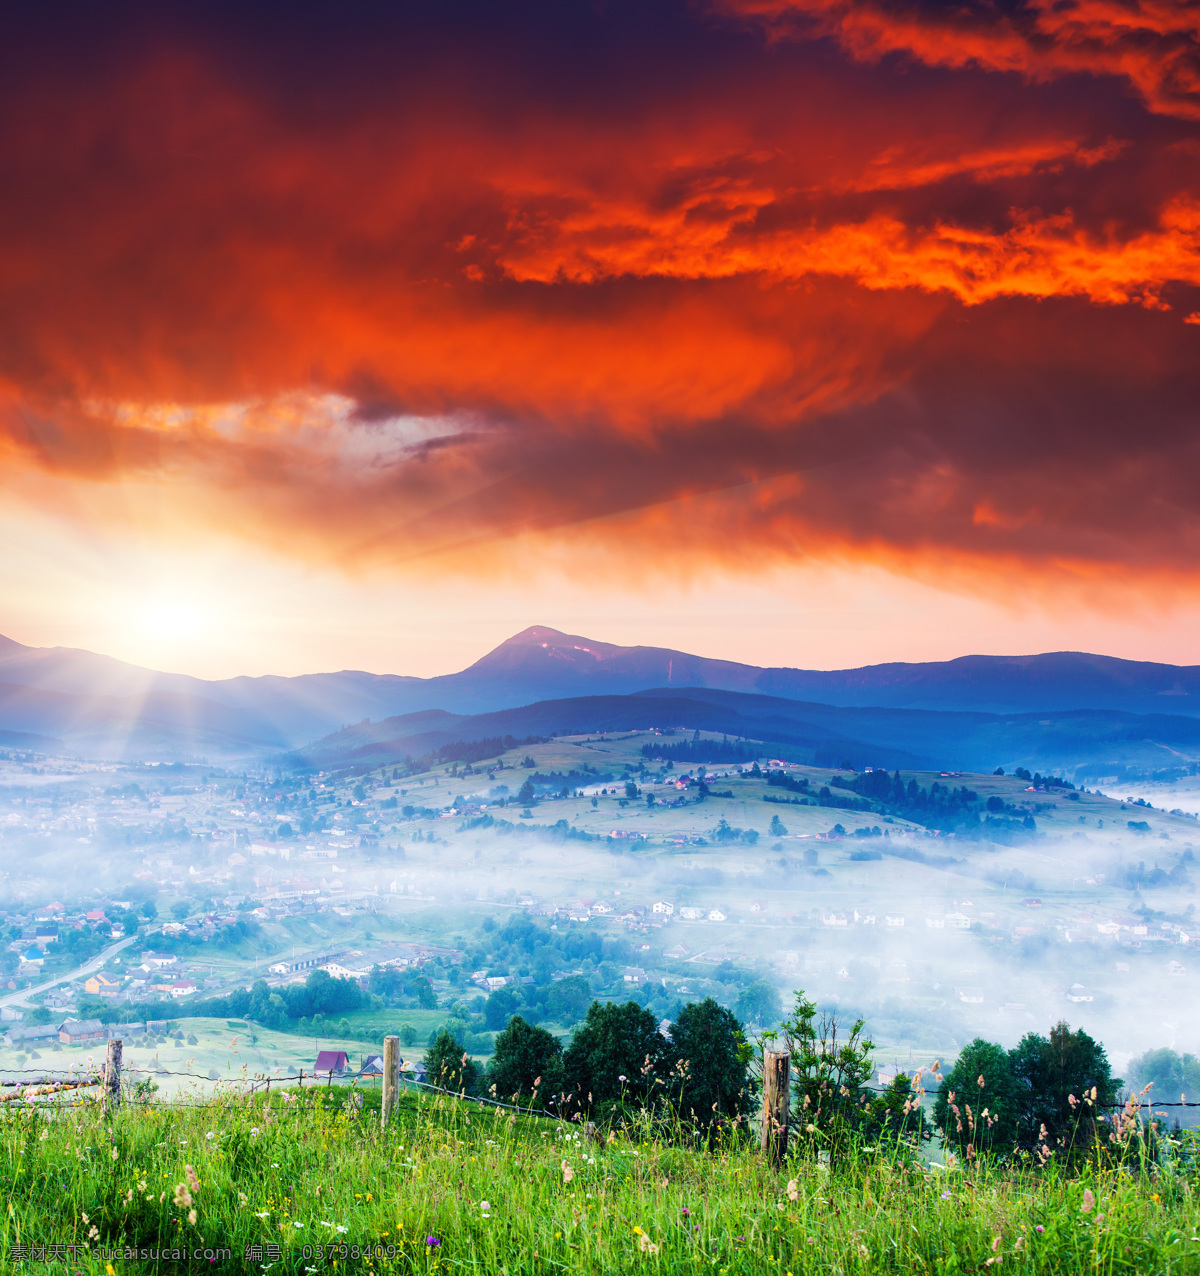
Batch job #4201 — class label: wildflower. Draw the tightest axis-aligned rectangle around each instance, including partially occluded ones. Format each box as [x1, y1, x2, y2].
[256, 1212, 270, 1218]
[110, 1146, 119, 1161]
[186, 1164, 200, 1192]
[1035, 1225, 1045, 1233]
[88, 1226, 99, 1240]
[187, 1209, 198, 1226]
[638, 1234, 659, 1254]
[250, 1128, 261, 1137]
[562, 1160, 575, 1183]
[786, 1180, 799, 1201]
[81, 1214, 90, 1224]
[940, 1192, 951, 1200]
[174, 1184, 194, 1209]
[480, 1200, 491, 1218]
[1081, 1190, 1095, 1213]
[239, 1193, 248, 1205]
[206, 1131, 215, 1141]
[294, 1221, 304, 1228]
[619, 1075, 627, 1083]
[992, 1236, 1001, 1251]
[425, 1236, 441, 1247]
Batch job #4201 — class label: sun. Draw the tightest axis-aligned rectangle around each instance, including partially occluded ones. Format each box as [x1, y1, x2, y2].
[135, 596, 212, 643]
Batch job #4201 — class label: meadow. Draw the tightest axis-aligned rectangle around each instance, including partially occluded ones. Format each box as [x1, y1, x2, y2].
[2, 1081, 1198, 1275]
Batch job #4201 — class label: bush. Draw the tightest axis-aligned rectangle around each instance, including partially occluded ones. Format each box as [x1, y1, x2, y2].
[398, 1023, 416, 1047]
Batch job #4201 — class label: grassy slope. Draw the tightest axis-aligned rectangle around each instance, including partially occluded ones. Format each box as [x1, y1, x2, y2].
[2, 1086, 1198, 1275]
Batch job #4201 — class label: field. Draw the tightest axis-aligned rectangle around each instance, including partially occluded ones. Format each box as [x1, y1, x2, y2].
[2, 1083, 1198, 1274]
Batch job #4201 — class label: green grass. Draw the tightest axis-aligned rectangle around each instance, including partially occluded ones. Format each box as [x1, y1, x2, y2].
[2, 1086, 1199, 1275]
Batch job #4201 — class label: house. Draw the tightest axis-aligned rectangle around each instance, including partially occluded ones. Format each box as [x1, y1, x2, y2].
[144, 952, 179, 969]
[663, 944, 690, 959]
[34, 925, 59, 945]
[59, 1018, 106, 1045]
[170, 980, 198, 997]
[0, 1006, 22, 1022]
[1066, 983, 1093, 1003]
[19, 947, 46, 968]
[885, 916, 905, 928]
[678, 906, 703, 921]
[314, 1050, 350, 1076]
[957, 987, 985, 1004]
[623, 967, 648, 984]
[84, 972, 122, 998]
[85, 910, 108, 925]
[319, 961, 369, 981]
[267, 961, 290, 975]
[652, 901, 674, 916]
[358, 1054, 385, 1081]
[6, 1023, 62, 1047]
[707, 908, 727, 922]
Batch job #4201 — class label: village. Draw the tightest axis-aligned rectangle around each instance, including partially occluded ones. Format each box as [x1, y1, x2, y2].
[0, 733, 1196, 1081]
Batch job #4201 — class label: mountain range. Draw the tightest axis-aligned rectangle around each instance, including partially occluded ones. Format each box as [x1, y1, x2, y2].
[0, 625, 1198, 774]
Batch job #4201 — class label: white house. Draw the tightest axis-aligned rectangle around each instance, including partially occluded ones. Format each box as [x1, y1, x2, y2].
[707, 908, 727, 922]
[652, 901, 674, 916]
[678, 906, 703, 921]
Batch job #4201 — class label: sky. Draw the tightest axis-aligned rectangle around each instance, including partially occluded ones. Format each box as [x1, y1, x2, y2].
[1, 0, 1199, 679]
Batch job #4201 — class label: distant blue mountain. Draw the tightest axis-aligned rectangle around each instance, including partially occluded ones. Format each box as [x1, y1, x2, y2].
[0, 624, 1198, 764]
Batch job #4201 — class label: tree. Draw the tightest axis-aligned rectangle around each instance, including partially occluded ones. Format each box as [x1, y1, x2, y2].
[562, 1000, 665, 1113]
[409, 976, 438, 1010]
[486, 1014, 563, 1104]
[771, 990, 874, 1163]
[517, 778, 535, 805]
[398, 1023, 416, 1047]
[735, 979, 782, 1027]
[769, 814, 788, 838]
[484, 987, 520, 1031]
[170, 900, 190, 921]
[424, 1027, 480, 1094]
[1129, 1047, 1200, 1098]
[1009, 1021, 1119, 1162]
[934, 1038, 1019, 1157]
[546, 975, 591, 1026]
[624, 780, 639, 799]
[665, 998, 752, 1132]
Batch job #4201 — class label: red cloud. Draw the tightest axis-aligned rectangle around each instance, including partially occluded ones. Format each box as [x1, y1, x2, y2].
[718, 0, 1200, 119]
[0, 3, 1196, 594]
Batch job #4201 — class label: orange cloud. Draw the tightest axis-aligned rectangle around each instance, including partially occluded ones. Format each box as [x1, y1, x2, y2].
[718, 0, 1200, 119]
[0, 2, 1195, 598]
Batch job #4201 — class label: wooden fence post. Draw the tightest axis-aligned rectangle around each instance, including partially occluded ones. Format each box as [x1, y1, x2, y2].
[103, 1039, 122, 1116]
[760, 1049, 790, 1166]
[381, 1036, 400, 1131]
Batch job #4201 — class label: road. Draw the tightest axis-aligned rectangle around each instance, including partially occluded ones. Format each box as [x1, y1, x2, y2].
[0, 935, 138, 1010]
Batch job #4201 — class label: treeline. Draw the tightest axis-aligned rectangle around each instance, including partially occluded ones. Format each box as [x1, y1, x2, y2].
[935, 1023, 1119, 1164]
[426, 996, 754, 1133]
[761, 767, 1042, 841]
[78, 969, 366, 1030]
[437, 735, 547, 765]
[425, 991, 1124, 1168]
[641, 739, 759, 765]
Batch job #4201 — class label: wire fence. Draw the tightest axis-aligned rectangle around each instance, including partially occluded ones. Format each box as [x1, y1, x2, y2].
[2, 1060, 1199, 1120]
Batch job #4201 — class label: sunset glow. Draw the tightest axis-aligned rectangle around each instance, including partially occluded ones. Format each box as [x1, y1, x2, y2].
[0, 0, 1197, 673]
